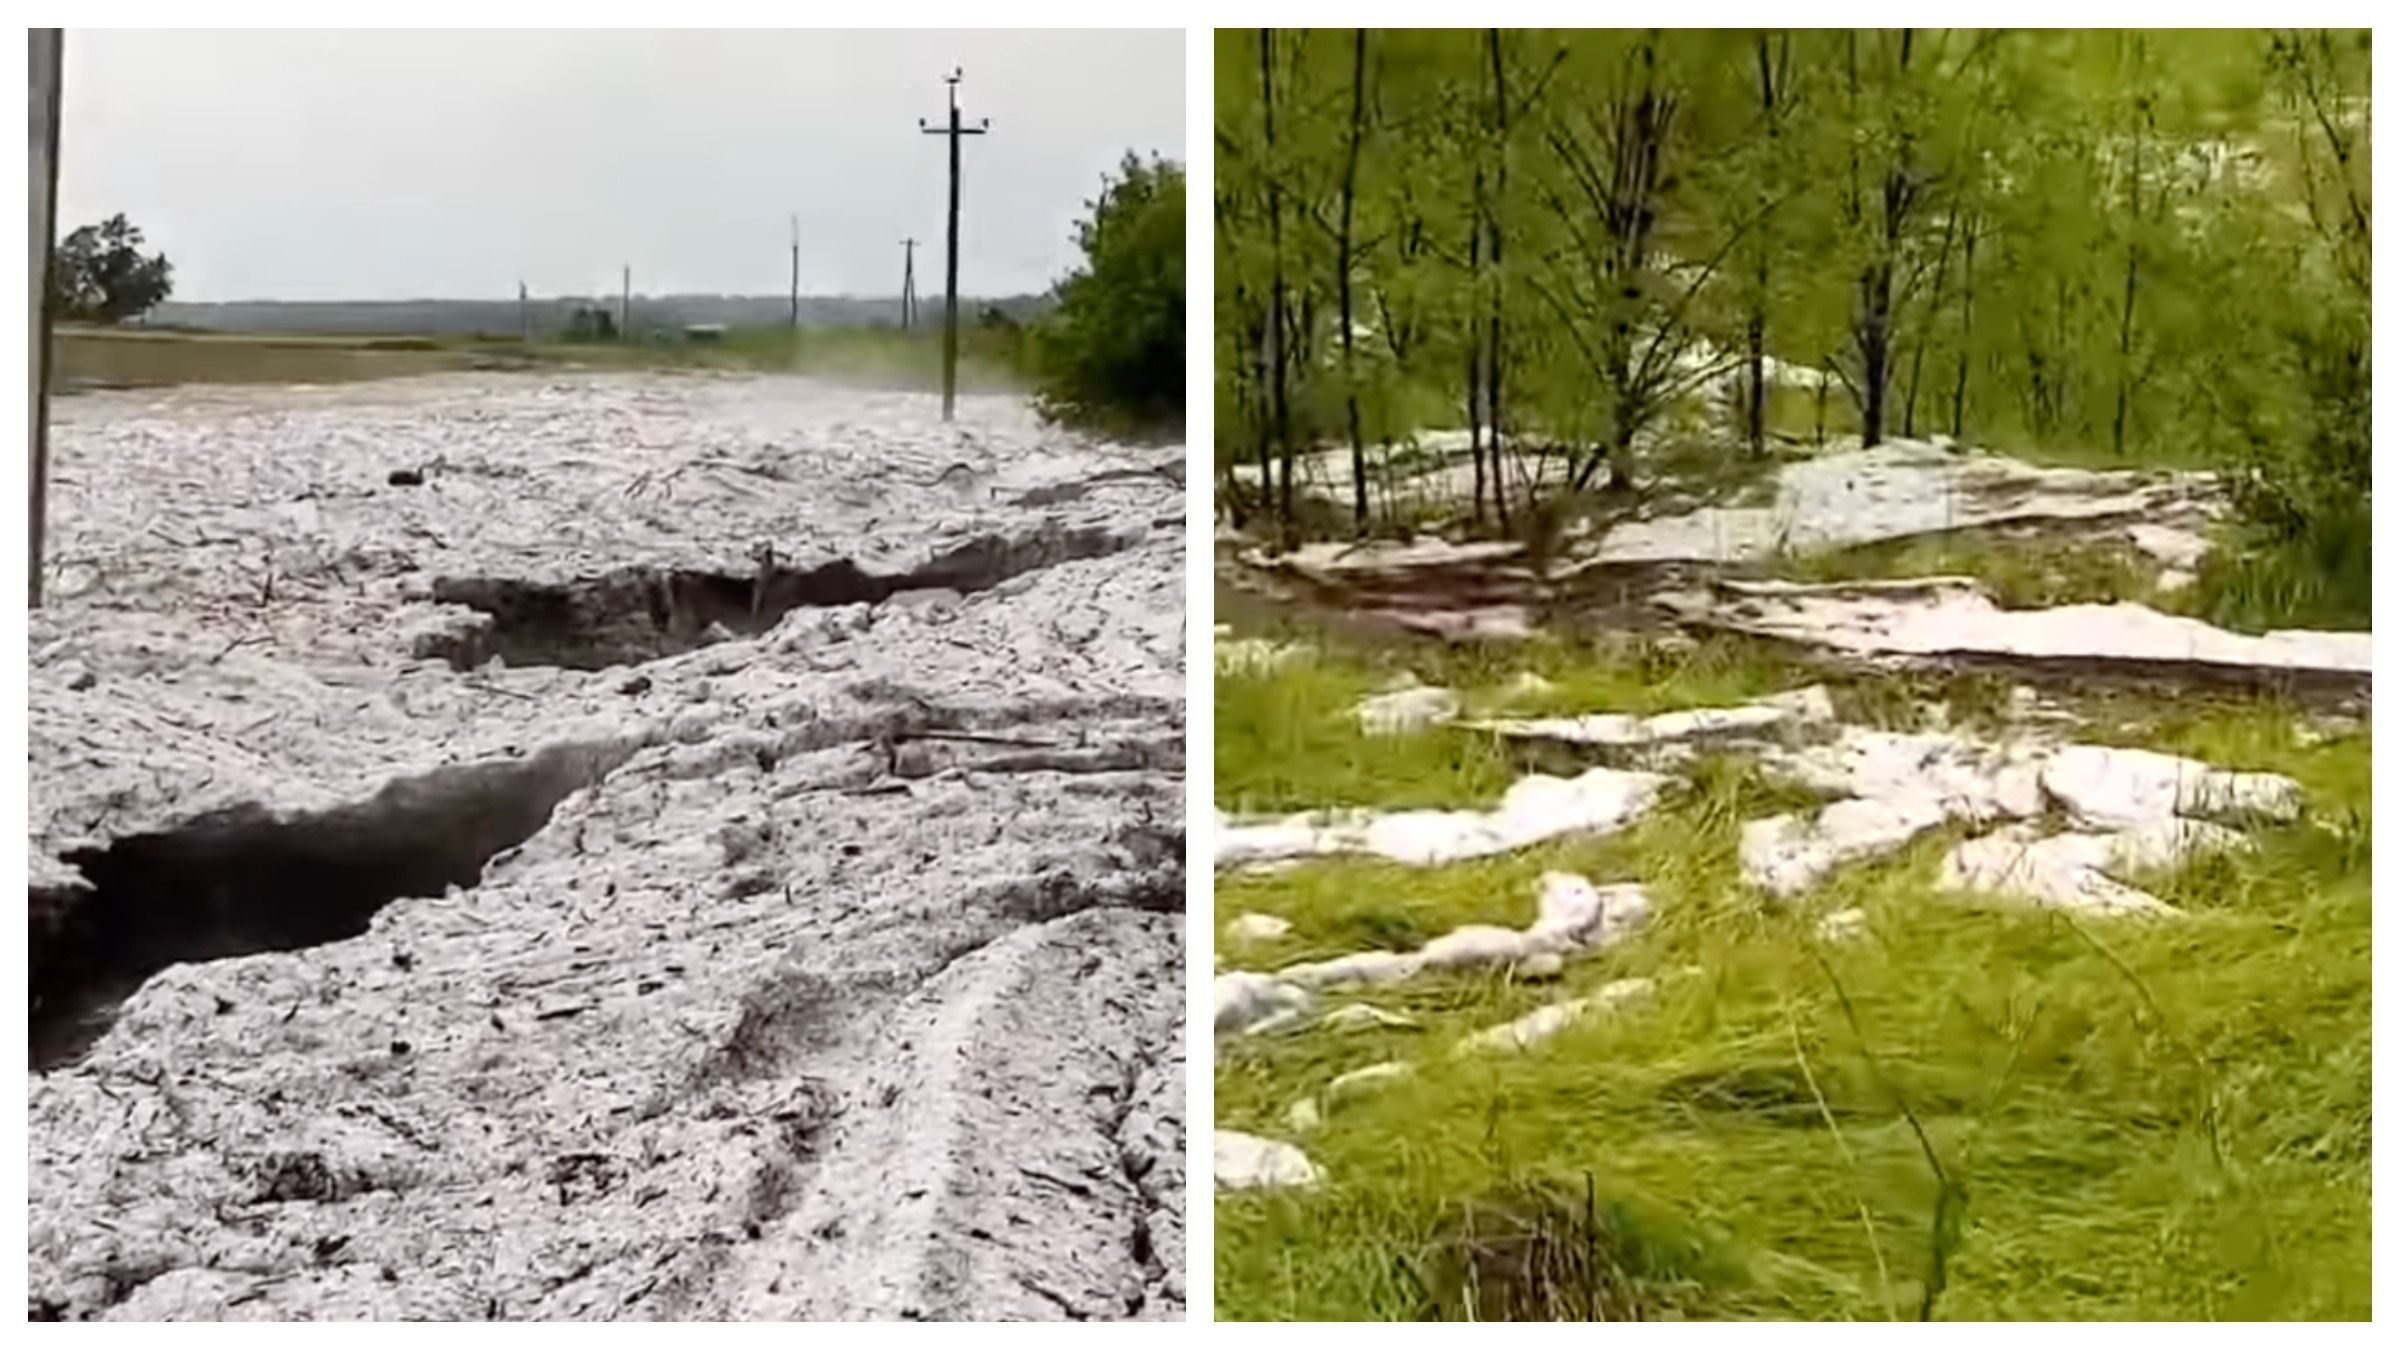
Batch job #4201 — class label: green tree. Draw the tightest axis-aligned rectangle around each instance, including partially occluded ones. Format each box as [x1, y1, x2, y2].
[53, 214, 174, 323]
[1031, 153, 1186, 436]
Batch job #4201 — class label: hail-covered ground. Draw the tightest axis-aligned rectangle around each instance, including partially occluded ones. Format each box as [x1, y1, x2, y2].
[28, 371, 1185, 1321]
[1213, 436, 2369, 1321]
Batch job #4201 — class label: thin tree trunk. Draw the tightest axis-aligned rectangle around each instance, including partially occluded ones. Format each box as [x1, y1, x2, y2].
[2112, 249, 2138, 458]
[1858, 241, 1894, 446]
[1339, 29, 1368, 532]
[1260, 30, 1294, 531]
[1248, 301, 1272, 524]
[1952, 219, 1974, 439]
[1905, 209, 1958, 439]
[1850, 31, 1916, 449]
[1745, 311, 1767, 457]
[2112, 49, 2149, 460]
[1746, 32, 1783, 459]
[1486, 29, 1512, 531]
[1467, 169, 1488, 529]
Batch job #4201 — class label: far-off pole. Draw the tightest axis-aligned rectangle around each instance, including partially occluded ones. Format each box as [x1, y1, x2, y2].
[518, 280, 529, 344]
[789, 215, 800, 330]
[30, 28, 63, 608]
[899, 237, 919, 331]
[620, 265, 630, 342]
[919, 69, 987, 422]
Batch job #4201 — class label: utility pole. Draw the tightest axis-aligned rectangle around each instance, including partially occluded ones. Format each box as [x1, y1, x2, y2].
[619, 264, 630, 342]
[918, 68, 987, 422]
[789, 215, 800, 330]
[30, 29, 63, 608]
[899, 237, 919, 330]
[518, 280, 529, 344]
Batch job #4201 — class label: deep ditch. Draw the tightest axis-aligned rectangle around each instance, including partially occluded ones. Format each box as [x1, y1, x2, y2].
[28, 740, 634, 1070]
[423, 523, 1144, 671]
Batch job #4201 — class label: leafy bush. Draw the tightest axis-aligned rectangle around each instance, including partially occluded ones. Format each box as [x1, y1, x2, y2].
[1030, 154, 1185, 437]
[52, 214, 173, 323]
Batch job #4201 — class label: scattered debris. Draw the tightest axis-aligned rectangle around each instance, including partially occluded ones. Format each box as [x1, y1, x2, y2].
[1216, 636, 1312, 676]
[1224, 912, 1294, 945]
[1216, 972, 1313, 1038]
[1317, 1004, 1421, 1034]
[1672, 576, 2369, 686]
[1356, 684, 1462, 735]
[1455, 978, 1656, 1055]
[2038, 744, 2303, 830]
[1215, 1130, 1323, 1192]
[1583, 441, 2204, 566]
[1286, 1061, 1414, 1133]
[1272, 875, 1649, 994]
[1815, 907, 1869, 943]
[1940, 820, 2240, 916]
[1469, 685, 1833, 750]
[1216, 769, 1668, 869]
[1742, 797, 1952, 899]
[1502, 671, 1561, 703]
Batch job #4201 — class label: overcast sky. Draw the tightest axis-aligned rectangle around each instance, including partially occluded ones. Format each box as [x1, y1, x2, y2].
[57, 29, 1185, 302]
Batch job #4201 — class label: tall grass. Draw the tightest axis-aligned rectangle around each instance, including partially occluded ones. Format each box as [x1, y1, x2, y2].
[1215, 631, 2371, 1321]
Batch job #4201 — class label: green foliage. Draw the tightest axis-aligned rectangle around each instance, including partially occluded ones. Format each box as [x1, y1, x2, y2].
[1215, 29, 2371, 627]
[1779, 532, 2168, 611]
[1030, 154, 1186, 437]
[52, 214, 173, 323]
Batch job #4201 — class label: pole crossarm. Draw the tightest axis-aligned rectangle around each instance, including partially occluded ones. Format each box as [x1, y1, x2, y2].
[916, 69, 990, 422]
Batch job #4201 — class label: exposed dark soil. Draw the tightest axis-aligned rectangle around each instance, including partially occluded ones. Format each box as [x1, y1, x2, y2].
[29, 740, 633, 1069]
[425, 524, 1141, 670]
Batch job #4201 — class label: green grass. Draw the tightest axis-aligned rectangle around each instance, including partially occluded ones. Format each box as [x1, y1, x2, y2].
[1215, 627, 2371, 1321]
[1773, 532, 2171, 610]
[2188, 506, 2373, 634]
[1214, 630, 1825, 816]
[50, 322, 1037, 395]
[54, 327, 482, 386]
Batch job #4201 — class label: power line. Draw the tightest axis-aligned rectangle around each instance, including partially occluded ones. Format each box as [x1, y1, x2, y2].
[918, 68, 988, 422]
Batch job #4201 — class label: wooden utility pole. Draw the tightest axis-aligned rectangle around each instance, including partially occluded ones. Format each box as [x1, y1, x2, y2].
[918, 69, 987, 421]
[789, 215, 800, 329]
[518, 280, 530, 344]
[30, 28, 63, 608]
[619, 264, 630, 341]
[899, 237, 919, 330]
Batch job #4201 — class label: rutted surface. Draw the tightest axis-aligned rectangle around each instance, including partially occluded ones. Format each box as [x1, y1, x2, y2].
[1668, 575, 2371, 693]
[422, 522, 1147, 671]
[31, 739, 639, 1069]
[28, 373, 1185, 1321]
[1219, 440, 2218, 642]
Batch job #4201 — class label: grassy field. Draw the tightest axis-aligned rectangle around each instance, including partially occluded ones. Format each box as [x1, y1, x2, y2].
[53, 326, 491, 386]
[1771, 532, 2177, 612]
[1214, 627, 2370, 1321]
[50, 322, 1033, 394]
